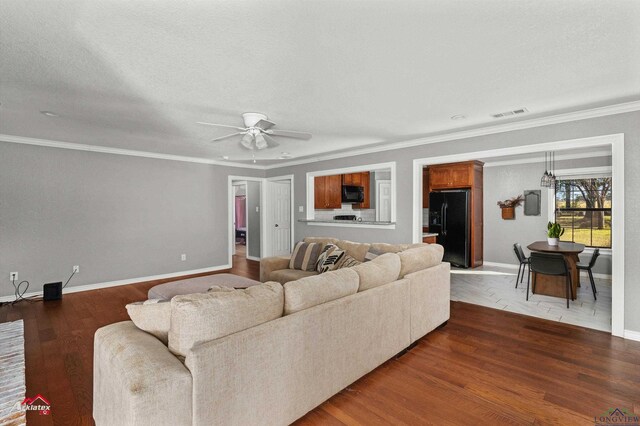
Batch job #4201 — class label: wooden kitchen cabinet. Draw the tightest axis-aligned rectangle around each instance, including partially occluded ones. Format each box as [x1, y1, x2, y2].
[314, 175, 342, 209]
[422, 235, 437, 244]
[428, 162, 474, 189]
[422, 168, 429, 208]
[342, 172, 370, 209]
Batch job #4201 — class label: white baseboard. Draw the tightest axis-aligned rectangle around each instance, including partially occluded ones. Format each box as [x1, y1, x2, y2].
[0, 264, 231, 302]
[623, 329, 640, 342]
[246, 255, 261, 262]
[482, 261, 520, 270]
[482, 261, 612, 279]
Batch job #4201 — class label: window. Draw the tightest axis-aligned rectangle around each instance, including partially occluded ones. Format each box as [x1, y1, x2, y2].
[554, 177, 612, 248]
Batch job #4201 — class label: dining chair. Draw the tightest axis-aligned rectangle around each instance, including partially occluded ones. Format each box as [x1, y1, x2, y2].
[512, 243, 530, 288]
[577, 248, 600, 300]
[527, 252, 573, 308]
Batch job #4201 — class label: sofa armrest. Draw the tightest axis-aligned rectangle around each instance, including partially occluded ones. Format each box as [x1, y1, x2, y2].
[260, 256, 291, 282]
[405, 262, 450, 343]
[93, 321, 192, 426]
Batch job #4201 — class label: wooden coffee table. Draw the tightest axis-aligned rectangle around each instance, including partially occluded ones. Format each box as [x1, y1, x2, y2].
[527, 241, 585, 299]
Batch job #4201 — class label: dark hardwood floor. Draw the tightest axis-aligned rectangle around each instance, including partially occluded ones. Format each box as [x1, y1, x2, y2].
[1, 256, 638, 425]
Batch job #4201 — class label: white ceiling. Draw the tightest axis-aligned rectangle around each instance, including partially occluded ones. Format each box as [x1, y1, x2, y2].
[1, 0, 639, 165]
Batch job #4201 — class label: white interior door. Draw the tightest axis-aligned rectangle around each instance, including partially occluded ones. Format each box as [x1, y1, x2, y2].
[269, 180, 292, 256]
[376, 180, 392, 222]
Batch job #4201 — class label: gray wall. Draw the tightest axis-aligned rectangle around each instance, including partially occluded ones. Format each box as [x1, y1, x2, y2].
[266, 110, 640, 332]
[483, 157, 612, 274]
[246, 181, 261, 258]
[0, 141, 263, 297]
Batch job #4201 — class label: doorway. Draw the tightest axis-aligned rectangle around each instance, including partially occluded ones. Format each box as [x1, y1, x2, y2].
[232, 182, 247, 257]
[229, 177, 262, 263]
[412, 134, 625, 337]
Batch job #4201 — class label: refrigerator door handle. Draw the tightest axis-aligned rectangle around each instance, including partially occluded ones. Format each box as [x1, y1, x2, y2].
[443, 202, 447, 236]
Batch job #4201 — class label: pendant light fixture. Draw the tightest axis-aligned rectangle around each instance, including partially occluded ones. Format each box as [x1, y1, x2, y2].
[540, 152, 550, 187]
[548, 151, 556, 188]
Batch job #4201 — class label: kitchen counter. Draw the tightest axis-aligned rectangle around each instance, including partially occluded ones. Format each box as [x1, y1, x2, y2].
[422, 233, 438, 238]
[299, 219, 395, 226]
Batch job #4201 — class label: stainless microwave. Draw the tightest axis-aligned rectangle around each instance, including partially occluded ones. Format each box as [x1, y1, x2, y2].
[342, 185, 365, 203]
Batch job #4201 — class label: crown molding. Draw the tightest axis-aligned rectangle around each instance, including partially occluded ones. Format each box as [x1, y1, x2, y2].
[264, 100, 640, 170]
[1, 100, 638, 171]
[483, 149, 611, 168]
[0, 134, 264, 170]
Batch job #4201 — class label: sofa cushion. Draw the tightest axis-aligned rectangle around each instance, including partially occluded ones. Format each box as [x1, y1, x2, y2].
[352, 253, 401, 292]
[316, 244, 346, 273]
[289, 242, 324, 271]
[148, 273, 261, 300]
[126, 299, 171, 344]
[336, 240, 371, 262]
[398, 244, 444, 278]
[283, 268, 359, 315]
[303, 237, 339, 246]
[270, 268, 317, 284]
[168, 282, 284, 357]
[364, 243, 409, 261]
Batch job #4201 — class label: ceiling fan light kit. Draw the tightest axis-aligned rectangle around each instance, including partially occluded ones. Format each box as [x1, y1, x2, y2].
[197, 112, 312, 151]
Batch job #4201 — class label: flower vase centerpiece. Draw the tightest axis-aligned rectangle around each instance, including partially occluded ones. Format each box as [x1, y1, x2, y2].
[547, 221, 564, 246]
[497, 195, 524, 220]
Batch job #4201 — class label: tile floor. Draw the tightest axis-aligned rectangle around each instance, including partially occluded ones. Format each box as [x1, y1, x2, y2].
[450, 264, 612, 332]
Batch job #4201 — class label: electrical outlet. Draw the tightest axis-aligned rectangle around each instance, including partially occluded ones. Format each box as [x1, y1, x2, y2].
[298, 205, 304, 212]
[73, 265, 80, 273]
[181, 254, 187, 261]
[10, 272, 18, 281]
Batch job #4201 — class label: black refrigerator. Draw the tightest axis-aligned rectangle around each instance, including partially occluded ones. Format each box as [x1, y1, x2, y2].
[429, 190, 470, 268]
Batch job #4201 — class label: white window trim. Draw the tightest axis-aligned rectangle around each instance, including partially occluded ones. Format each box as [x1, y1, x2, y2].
[547, 166, 612, 255]
[305, 161, 396, 228]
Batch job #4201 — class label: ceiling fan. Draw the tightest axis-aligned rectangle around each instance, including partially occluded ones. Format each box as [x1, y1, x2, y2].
[197, 112, 312, 150]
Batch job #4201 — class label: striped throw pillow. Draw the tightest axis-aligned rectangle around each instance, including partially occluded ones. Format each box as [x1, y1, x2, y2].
[316, 244, 346, 273]
[289, 242, 324, 272]
[336, 254, 362, 269]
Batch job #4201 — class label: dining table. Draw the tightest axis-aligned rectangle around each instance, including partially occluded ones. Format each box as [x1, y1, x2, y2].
[526, 241, 585, 299]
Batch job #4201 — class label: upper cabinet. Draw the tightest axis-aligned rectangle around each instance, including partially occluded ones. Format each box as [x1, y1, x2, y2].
[428, 161, 478, 190]
[314, 172, 371, 209]
[314, 175, 342, 209]
[342, 172, 370, 209]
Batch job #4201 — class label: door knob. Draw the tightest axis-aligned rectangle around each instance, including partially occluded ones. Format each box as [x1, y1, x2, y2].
[275, 224, 279, 227]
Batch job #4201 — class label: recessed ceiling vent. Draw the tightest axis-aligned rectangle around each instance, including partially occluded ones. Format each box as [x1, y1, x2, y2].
[491, 108, 528, 119]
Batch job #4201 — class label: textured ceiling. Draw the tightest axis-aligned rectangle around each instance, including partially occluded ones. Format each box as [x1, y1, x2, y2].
[0, 0, 639, 164]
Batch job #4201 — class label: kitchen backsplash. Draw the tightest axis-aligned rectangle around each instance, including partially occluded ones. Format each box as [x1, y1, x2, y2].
[315, 204, 376, 221]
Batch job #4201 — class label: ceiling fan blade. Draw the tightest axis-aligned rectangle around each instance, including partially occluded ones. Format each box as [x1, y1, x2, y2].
[197, 121, 247, 131]
[254, 119, 276, 131]
[267, 129, 313, 140]
[263, 134, 280, 148]
[210, 132, 244, 142]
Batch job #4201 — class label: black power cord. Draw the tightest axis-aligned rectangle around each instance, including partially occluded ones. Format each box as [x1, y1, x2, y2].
[0, 278, 39, 307]
[1, 270, 76, 307]
[63, 270, 76, 289]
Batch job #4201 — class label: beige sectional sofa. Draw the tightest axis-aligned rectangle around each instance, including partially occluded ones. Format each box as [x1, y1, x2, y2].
[93, 239, 450, 426]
